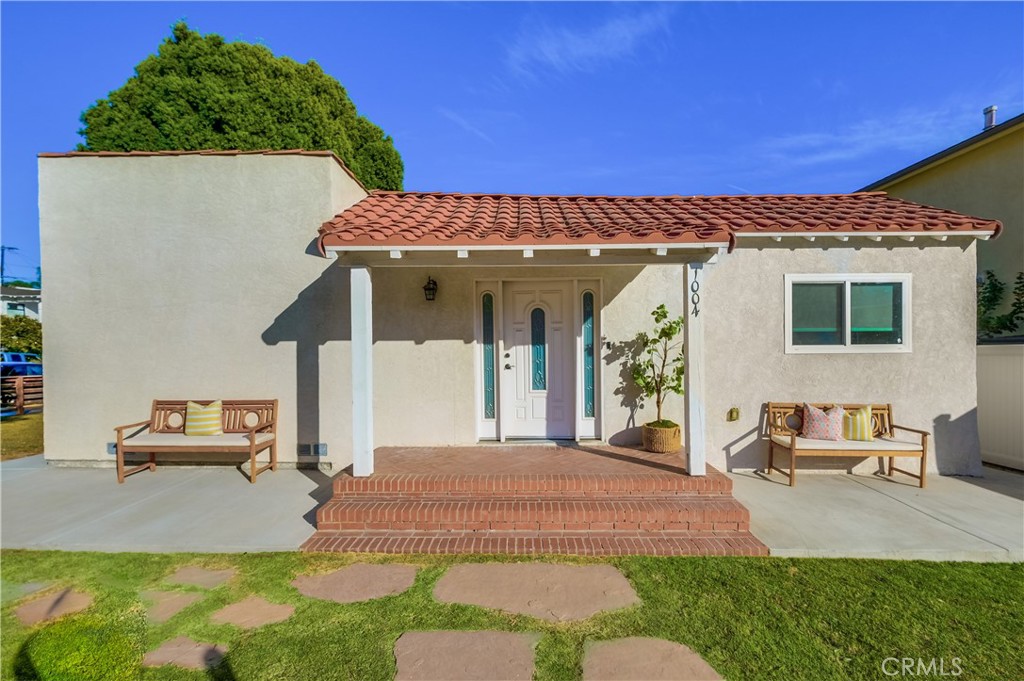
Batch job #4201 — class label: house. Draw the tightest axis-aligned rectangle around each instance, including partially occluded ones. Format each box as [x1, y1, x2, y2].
[1, 285, 41, 321]
[861, 108, 1024, 470]
[38, 150, 999, 481]
[861, 108, 1023, 318]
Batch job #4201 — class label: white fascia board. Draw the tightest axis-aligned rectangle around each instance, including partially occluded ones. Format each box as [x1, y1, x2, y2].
[734, 231, 996, 241]
[324, 242, 727, 255]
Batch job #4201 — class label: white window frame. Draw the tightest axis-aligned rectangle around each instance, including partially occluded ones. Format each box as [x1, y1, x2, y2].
[784, 273, 912, 354]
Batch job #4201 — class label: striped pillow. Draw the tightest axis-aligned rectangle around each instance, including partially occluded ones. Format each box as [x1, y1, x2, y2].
[843, 405, 875, 442]
[802, 403, 844, 441]
[185, 400, 223, 436]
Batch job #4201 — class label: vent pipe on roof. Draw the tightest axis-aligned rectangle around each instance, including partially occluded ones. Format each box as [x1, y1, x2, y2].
[984, 105, 998, 130]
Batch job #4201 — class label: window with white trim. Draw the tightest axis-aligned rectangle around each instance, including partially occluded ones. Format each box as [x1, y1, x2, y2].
[784, 274, 911, 354]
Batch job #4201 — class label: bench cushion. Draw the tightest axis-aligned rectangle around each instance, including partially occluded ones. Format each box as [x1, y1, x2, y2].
[124, 432, 274, 448]
[770, 434, 922, 452]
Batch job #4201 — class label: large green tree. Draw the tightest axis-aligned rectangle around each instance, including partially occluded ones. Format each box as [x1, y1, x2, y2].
[78, 22, 403, 190]
[1, 316, 42, 355]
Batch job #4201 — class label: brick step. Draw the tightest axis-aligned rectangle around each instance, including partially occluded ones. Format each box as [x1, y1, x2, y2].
[332, 472, 733, 497]
[301, 530, 769, 557]
[315, 496, 750, 532]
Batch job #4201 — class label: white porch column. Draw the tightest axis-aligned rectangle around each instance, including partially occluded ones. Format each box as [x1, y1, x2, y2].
[684, 263, 707, 476]
[350, 266, 374, 477]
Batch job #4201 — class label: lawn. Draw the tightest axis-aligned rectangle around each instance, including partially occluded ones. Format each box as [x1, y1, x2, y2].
[1, 551, 1021, 680]
[0, 412, 43, 460]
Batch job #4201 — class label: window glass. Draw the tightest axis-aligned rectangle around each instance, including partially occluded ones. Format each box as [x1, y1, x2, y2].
[792, 283, 844, 345]
[530, 307, 546, 390]
[582, 292, 595, 417]
[481, 293, 495, 419]
[851, 282, 903, 345]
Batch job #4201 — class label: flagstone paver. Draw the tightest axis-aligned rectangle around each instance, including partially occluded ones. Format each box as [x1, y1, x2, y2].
[141, 590, 203, 623]
[583, 637, 723, 680]
[143, 636, 227, 670]
[292, 564, 417, 604]
[433, 563, 639, 622]
[165, 566, 236, 588]
[15, 588, 93, 626]
[394, 631, 539, 681]
[210, 596, 295, 629]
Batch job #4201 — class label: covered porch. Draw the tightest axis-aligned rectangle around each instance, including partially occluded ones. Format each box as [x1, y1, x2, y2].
[317, 193, 730, 480]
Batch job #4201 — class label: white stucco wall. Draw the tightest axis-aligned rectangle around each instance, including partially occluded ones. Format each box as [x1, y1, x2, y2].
[40, 156, 982, 477]
[368, 266, 684, 449]
[704, 242, 981, 476]
[39, 154, 366, 470]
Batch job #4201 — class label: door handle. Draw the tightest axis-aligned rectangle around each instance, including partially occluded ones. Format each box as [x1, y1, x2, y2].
[504, 364, 514, 370]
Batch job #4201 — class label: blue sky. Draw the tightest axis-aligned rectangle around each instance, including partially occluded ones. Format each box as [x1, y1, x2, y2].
[2, 1, 1022, 279]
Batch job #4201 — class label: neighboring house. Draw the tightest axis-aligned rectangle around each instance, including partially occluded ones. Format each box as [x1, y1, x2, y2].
[861, 109, 1024, 320]
[38, 151, 999, 478]
[1, 286, 41, 321]
[861, 109, 1024, 471]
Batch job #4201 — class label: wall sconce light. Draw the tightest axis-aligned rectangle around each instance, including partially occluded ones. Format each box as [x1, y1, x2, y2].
[423, 277, 438, 301]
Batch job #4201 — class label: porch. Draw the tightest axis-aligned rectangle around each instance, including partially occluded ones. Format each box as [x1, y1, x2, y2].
[301, 444, 769, 556]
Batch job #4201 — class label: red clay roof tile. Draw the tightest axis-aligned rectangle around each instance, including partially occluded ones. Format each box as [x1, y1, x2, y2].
[318, 191, 1001, 251]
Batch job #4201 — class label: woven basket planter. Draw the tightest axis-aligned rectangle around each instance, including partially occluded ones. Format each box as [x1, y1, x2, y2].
[641, 423, 681, 453]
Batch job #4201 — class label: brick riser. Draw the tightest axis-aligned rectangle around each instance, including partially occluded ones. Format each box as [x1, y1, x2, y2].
[332, 473, 734, 497]
[315, 497, 750, 533]
[301, 531, 768, 557]
[306, 469, 768, 557]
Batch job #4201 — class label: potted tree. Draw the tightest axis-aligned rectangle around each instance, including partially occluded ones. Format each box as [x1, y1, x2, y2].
[631, 304, 685, 453]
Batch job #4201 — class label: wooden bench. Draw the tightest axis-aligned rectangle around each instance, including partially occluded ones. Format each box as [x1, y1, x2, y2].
[766, 402, 928, 488]
[114, 400, 278, 484]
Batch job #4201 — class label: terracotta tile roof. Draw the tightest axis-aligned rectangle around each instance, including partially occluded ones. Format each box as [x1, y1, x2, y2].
[318, 191, 1001, 252]
[38, 148, 367, 191]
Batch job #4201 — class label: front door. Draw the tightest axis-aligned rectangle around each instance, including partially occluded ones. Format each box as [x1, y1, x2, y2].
[501, 281, 574, 438]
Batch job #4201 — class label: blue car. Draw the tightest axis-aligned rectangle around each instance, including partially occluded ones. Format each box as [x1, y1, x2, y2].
[1, 362, 43, 377]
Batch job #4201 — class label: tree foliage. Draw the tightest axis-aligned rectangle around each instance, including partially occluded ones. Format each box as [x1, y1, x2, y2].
[631, 304, 685, 425]
[78, 22, 403, 190]
[1, 316, 42, 355]
[977, 270, 1024, 338]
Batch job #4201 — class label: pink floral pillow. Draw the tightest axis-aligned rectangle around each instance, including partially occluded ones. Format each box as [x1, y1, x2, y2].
[801, 403, 844, 440]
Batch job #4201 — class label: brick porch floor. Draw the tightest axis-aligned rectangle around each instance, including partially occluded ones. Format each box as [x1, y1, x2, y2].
[302, 444, 768, 556]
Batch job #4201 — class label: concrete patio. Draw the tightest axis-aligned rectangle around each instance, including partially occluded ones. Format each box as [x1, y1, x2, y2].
[0, 455, 332, 552]
[2, 453, 1021, 560]
[728, 466, 1023, 562]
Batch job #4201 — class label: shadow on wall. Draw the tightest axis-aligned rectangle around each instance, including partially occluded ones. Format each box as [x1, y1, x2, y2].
[262, 263, 351, 457]
[934, 408, 983, 476]
[723, 414, 765, 472]
[604, 337, 645, 446]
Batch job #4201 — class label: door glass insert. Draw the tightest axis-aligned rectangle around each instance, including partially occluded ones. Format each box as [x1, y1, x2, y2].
[482, 293, 495, 418]
[530, 307, 546, 390]
[582, 291, 595, 417]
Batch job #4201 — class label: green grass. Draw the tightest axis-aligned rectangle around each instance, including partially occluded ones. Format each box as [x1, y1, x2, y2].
[1, 551, 1021, 680]
[0, 412, 43, 460]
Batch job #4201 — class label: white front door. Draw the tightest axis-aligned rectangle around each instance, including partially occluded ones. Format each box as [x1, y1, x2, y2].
[501, 281, 574, 438]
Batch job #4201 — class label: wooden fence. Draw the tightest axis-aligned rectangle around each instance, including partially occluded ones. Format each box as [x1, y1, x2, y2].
[1, 376, 43, 415]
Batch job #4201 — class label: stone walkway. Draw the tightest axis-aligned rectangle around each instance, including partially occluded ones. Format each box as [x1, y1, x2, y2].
[292, 564, 417, 603]
[583, 637, 723, 680]
[14, 588, 93, 626]
[211, 596, 295, 629]
[141, 590, 202, 623]
[434, 563, 639, 621]
[143, 636, 227, 671]
[8, 561, 724, 678]
[394, 631, 539, 680]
